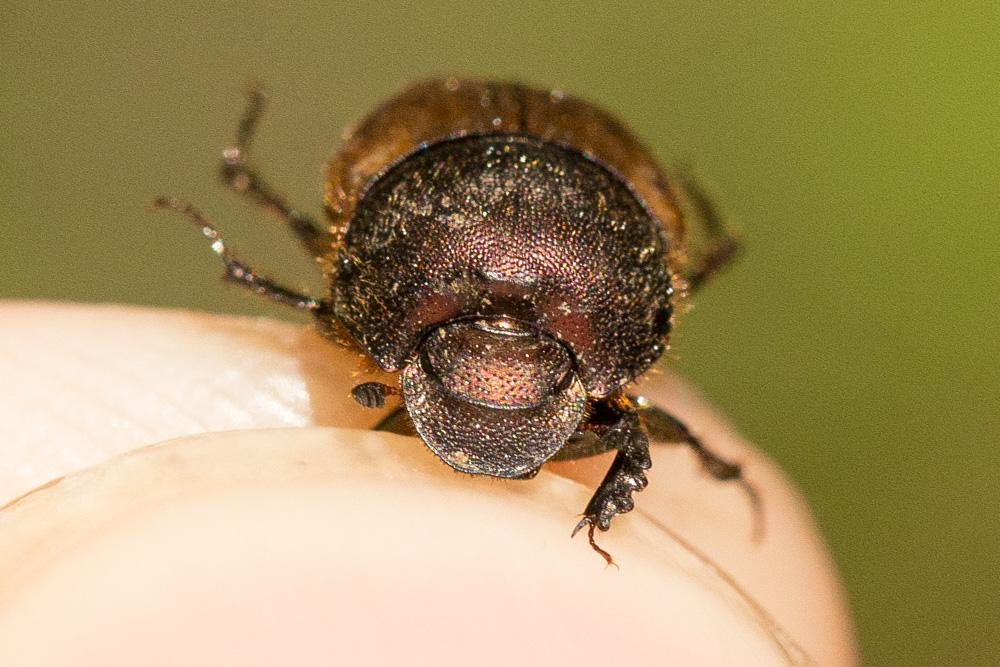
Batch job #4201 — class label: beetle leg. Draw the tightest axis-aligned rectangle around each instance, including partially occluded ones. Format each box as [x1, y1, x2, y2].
[572, 411, 651, 565]
[372, 405, 417, 436]
[636, 398, 763, 540]
[219, 84, 333, 258]
[550, 430, 612, 461]
[152, 197, 321, 312]
[673, 167, 741, 292]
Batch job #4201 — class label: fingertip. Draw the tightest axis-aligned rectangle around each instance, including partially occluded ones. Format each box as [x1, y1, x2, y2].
[0, 428, 803, 666]
[0, 303, 856, 665]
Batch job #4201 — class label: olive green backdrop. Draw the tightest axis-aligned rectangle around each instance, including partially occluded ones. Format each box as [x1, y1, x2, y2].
[3, 3, 997, 664]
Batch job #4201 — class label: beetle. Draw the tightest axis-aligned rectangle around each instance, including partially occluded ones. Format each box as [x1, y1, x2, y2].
[156, 79, 759, 563]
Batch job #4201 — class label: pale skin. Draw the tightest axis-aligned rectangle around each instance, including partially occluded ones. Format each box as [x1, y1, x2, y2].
[0, 303, 858, 666]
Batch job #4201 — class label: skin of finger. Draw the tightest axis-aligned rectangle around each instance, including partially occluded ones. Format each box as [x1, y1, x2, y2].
[0, 428, 800, 666]
[0, 302, 857, 664]
[0, 301, 396, 500]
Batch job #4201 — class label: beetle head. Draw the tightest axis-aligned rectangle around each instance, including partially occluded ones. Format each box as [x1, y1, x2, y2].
[401, 317, 587, 477]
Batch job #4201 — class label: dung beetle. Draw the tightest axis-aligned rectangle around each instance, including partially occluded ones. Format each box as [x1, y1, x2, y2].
[156, 79, 759, 564]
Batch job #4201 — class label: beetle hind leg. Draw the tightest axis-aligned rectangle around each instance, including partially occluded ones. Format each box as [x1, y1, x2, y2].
[219, 84, 332, 258]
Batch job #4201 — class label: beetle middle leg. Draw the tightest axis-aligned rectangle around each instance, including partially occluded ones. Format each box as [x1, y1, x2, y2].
[636, 398, 763, 540]
[372, 405, 417, 436]
[673, 168, 741, 293]
[219, 84, 332, 258]
[152, 197, 321, 312]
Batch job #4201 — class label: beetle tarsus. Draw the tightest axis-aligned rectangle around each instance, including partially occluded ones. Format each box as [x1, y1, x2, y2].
[572, 518, 616, 567]
[351, 381, 394, 409]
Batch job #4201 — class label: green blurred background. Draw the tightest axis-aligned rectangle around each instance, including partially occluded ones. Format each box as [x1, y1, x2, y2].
[2, 2, 997, 664]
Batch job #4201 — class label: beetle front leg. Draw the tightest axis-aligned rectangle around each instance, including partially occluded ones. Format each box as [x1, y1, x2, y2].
[572, 411, 651, 565]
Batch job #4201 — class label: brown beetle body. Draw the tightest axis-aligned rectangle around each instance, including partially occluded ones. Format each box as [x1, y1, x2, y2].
[325, 80, 678, 480]
[160, 78, 757, 563]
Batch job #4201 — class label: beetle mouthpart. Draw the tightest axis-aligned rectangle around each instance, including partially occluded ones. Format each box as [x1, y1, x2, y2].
[401, 320, 587, 478]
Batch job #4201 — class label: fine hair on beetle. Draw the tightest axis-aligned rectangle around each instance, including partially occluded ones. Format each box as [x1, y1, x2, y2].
[155, 78, 760, 565]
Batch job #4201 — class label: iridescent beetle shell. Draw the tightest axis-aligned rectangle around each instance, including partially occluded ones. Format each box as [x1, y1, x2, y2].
[321, 80, 686, 478]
